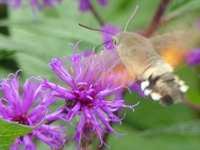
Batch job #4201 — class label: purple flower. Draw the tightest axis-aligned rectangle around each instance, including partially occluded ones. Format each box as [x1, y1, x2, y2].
[185, 48, 200, 65]
[0, 0, 20, 7]
[0, 0, 62, 9]
[43, 50, 134, 145]
[101, 24, 121, 50]
[0, 72, 65, 149]
[79, 0, 108, 12]
[130, 82, 145, 97]
[30, 0, 62, 9]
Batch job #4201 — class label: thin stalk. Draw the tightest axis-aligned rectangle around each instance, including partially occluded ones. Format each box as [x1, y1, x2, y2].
[183, 97, 200, 112]
[89, 3, 105, 26]
[143, 0, 171, 37]
[97, 131, 109, 150]
[81, 140, 92, 150]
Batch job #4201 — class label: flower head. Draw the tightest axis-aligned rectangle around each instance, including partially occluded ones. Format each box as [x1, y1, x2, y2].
[0, 72, 65, 149]
[0, 0, 62, 9]
[43, 50, 133, 145]
[0, 0, 21, 8]
[30, 0, 62, 9]
[101, 24, 120, 50]
[185, 48, 200, 66]
[79, 0, 108, 12]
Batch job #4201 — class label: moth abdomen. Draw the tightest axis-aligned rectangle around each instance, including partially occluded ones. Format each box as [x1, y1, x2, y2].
[161, 95, 174, 105]
[140, 73, 188, 105]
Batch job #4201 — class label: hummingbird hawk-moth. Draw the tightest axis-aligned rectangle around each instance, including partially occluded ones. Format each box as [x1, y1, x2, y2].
[113, 32, 189, 105]
[79, 21, 199, 105]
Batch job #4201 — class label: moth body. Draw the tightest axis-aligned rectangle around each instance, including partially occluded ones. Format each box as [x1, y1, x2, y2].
[115, 32, 188, 105]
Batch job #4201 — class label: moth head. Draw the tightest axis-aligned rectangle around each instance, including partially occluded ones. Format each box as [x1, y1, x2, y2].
[113, 32, 141, 48]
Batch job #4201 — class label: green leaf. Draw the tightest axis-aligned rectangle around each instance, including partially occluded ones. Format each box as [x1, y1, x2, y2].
[168, 0, 193, 11]
[176, 65, 200, 104]
[109, 125, 200, 150]
[0, 119, 32, 150]
[16, 53, 53, 80]
[166, 0, 200, 21]
[142, 120, 200, 137]
[104, 0, 160, 30]
[0, 66, 12, 78]
[124, 92, 196, 130]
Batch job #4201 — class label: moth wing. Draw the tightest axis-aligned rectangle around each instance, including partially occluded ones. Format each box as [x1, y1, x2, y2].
[150, 30, 200, 67]
[117, 33, 162, 80]
[150, 30, 199, 53]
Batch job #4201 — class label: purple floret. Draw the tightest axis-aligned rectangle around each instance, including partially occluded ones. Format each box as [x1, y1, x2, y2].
[101, 24, 120, 50]
[0, 0, 62, 9]
[79, 0, 108, 12]
[185, 48, 200, 65]
[43, 50, 135, 146]
[0, 72, 65, 150]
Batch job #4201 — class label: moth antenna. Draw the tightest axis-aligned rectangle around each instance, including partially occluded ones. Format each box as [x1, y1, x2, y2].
[78, 23, 114, 36]
[123, 5, 139, 32]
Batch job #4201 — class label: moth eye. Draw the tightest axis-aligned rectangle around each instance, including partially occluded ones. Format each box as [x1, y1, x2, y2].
[112, 37, 119, 46]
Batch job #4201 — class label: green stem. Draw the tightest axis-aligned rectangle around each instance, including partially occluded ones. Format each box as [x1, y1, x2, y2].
[143, 0, 171, 37]
[89, 3, 105, 26]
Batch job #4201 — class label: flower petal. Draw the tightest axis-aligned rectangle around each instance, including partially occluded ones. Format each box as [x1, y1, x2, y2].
[23, 136, 36, 150]
[43, 80, 75, 100]
[130, 82, 145, 97]
[50, 58, 74, 86]
[83, 109, 103, 142]
[0, 99, 13, 119]
[66, 103, 80, 121]
[101, 24, 120, 50]
[89, 110, 104, 144]
[97, 87, 122, 97]
[22, 78, 42, 113]
[28, 105, 47, 125]
[95, 109, 114, 132]
[97, 0, 108, 6]
[74, 114, 85, 144]
[45, 107, 64, 123]
[10, 138, 21, 150]
[0, 73, 21, 114]
[8, 0, 21, 8]
[79, 0, 91, 12]
[35, 125, 65, 149]
[185, 48, 200, 65]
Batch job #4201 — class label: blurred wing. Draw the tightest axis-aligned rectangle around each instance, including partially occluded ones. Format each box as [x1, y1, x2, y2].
[150, 30, 200, 67]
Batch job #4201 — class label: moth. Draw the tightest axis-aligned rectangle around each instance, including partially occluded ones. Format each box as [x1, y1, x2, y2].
[113, 32, 189, 105]
[79, 10, 199, 105]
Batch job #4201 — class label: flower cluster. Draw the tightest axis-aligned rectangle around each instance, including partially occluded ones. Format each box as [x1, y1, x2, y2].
[0, 49, 134, 149]
[0, 0, 62, 9]
[43, 50, 133, 145]
[79, 0, 108, 12]
[0, 72, 65, 149]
